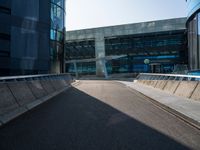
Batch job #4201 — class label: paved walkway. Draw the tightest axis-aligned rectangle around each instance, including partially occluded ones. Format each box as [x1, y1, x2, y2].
[0, 80, 200, 150]
[119, 81, 200, 127]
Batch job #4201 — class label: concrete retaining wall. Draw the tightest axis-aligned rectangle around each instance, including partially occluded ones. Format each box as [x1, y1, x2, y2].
[191, 83, 200, 101]
[137, 79, 200, 101]
[8, 82, 36, 106]
[149, 80, 158, 87]
[40, 80, 55, 94]
[0, 74, 73, 126]
[174, 81, 199, 98]
[27, 80, 47, 99]
[0, 83, 19, 115]
[163, 81, 180, 94]
[155, 80, 168, 90]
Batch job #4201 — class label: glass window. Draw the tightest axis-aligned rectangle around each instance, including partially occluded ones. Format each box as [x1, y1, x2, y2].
[50, 29, 56, 40]
[51, 3, 64, 31]
[198, 13, 200, 35]
[51, 0, 64, 8]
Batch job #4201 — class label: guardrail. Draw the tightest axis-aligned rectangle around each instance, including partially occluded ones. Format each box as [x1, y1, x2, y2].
[0, 73, 73, 82]
[135, 73, 200, 101]
[0, 73, 74, 126]
[136, 73, 200, 81]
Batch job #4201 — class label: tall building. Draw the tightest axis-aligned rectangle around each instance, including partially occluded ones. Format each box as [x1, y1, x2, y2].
[65, 18, 187, 76]
[186, 0, 200, 70]
[0, 0, 65, 76]
[50, 0, 65, 74]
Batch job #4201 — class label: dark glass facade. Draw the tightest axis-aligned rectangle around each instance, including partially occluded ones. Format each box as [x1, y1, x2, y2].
[50, 0, 65, 73]
[186, 0, 200, 70]
[0, 0, 65, 76]
[65, 30, 187, 75]
[105, 31, 187, 74]
[0, 0, 11, 75]
[65, 40, 96, 75]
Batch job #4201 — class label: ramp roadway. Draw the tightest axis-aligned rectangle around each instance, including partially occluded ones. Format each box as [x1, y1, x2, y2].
[0, 80, 200, 150]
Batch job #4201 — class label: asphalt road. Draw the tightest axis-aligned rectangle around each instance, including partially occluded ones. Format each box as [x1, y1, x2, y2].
[0, 80, 200, 150]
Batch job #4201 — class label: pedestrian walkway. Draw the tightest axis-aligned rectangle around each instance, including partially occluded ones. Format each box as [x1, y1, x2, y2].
[119, 81, 200, 128]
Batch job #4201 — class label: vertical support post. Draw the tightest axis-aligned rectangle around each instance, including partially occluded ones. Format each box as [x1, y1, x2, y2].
[95, 34, 105, 77]
[102, 59, 108, 79]
[73, 62, 78, 79]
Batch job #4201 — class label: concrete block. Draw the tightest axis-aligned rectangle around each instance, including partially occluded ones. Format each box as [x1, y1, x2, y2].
[26, 100, 43, 110]
[175, 81, 199, 98]
[155, 80, 168, 90]
[145, 80, 151, 86]
[143, 80, 149, 85]
[191, 82, 200, 101]
[150, 80, 158, 87]
[0, 83, 19, 115]
[8, 82, 36, 106]
[136, 80, 142, 84]
[63, 76, 71, 85]
[40, 80, 55, 94]
[61, 79, 68, 86]
[164, 81, 180, 94]
[51, 80, 63, 90]
[0, 107, 27, 124]
[27, 80, 47, 99]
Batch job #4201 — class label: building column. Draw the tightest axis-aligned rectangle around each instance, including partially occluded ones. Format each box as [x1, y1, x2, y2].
[95, 35, 106, 76]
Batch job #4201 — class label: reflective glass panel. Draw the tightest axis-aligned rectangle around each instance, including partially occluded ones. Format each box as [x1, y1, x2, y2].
[51, 4, 64, 31]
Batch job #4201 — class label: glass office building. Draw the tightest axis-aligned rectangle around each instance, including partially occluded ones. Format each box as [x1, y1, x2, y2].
[0, 0, 65, 76]
[65, 24, 187, 75]
[105, 31, 187, 74]
[50, 0, 65, 73]
[65, 40, 96, 75]
[186, 0, 200, 70]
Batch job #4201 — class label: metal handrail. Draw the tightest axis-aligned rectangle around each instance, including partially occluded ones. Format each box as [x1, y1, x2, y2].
[140, 73, 200, 79]
[0, 73, 72, 82]
[137, 73, 200, 81]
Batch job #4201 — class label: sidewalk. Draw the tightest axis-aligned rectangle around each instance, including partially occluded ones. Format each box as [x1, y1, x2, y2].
[119, 81, 200, 129]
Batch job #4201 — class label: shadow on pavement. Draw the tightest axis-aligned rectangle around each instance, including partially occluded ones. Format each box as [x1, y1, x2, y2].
[0, 87, 190, 150]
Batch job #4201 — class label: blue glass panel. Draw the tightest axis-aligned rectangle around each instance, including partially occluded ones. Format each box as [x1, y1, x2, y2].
[50, 29, 56, 40]
[134, 55, 178, 60]
[198, 13, 200, 35]
[187, 0, 200, 18]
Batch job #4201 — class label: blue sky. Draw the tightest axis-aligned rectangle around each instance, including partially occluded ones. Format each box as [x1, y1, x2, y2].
[65, 0, 187, 31]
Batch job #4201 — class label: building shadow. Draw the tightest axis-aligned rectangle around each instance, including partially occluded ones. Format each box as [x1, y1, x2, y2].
[0, 87, 191, 150]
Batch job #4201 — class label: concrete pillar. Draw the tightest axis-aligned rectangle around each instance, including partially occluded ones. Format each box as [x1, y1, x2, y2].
[50, 60, 61, 74]
[73, 62, 78, 79]
[95, 34, 106, 76]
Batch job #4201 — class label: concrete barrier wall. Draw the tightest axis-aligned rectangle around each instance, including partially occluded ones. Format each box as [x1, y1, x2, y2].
[174, 81, 199, 98]
[51, 79, 66, 90]
[163, 81, 180, 94]
[27, 80, 47, 99]
[155, 80, 168, 90]
[149, 80, 158, 87]
[191, 82, 200, 101]
[0, 83, 19, 115]
[137, 79, 200, 101]
[0, 74, 73, 125]
[8, 82, 36, 106]
[40, 80, 55, 94]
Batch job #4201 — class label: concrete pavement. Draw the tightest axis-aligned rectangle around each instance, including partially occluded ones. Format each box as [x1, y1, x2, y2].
[0, 80, 200, 150]
[119, 81, 200, 128]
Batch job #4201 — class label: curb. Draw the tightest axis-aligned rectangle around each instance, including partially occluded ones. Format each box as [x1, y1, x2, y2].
[71, 80, 81, 86]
